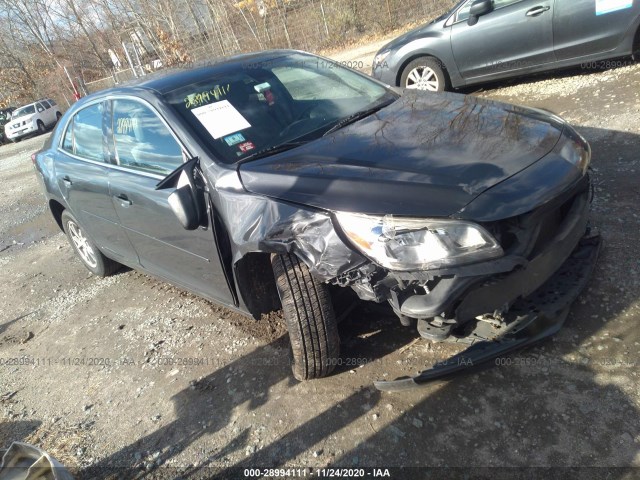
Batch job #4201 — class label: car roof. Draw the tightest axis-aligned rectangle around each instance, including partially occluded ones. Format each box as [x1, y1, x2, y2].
[17, 101, 41, 107]
[87, 49, 301, 98]
[13, 99, 53, 109]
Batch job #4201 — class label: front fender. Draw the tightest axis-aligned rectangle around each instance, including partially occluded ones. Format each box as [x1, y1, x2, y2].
[213, 188, 367, 281]
[383, 34, 464, 88]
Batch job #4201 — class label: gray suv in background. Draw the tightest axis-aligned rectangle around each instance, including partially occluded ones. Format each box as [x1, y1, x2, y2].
[372, 0, 640, 92]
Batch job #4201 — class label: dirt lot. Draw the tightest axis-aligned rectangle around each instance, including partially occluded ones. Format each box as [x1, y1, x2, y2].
[1, 45, 640, 478]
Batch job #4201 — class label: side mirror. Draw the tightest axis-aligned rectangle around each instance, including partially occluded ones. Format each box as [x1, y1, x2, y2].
[168, 184, 200, 230]
[156, 156, 205, 230]
[468, 0, 492, 25]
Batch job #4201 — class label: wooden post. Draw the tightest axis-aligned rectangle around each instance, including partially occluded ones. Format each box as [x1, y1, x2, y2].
[320, 2, 329, 37]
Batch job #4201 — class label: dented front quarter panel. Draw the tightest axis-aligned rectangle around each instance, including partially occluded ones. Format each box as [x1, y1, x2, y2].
[206, 167, 367, 281]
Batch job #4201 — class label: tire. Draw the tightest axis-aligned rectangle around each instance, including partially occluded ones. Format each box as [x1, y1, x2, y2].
[400, 56, 449, 92]
[271, 253, 340, 381]
[56, 112, 62, 122]
[37, 120, 45, 134]
[633, 32, 640, 62]
[61, 211, 121, 277]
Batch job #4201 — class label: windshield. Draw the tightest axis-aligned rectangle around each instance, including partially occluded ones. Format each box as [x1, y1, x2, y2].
[13, 105, 36, 118]
[166, 52, 397, 164]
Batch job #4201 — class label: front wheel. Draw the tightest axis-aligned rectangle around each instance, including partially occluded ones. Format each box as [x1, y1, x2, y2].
[61, 211, 121, 277]
[37, 120, 46, 134]
[271, 253, 340, 380]
[401, 57, 449, 92]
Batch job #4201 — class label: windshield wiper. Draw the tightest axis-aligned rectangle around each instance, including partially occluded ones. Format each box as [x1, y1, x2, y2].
[241, 140, 307, 162]
[323, 101, 393, 137]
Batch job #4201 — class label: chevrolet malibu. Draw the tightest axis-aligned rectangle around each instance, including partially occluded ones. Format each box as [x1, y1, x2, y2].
[33, 50, 600, 390]
[372, 0, 640, 92]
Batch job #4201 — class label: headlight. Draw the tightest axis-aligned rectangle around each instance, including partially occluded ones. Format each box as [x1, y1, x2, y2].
[373, 50, 391, 69]
[555, 128, 591, 175]
[334, 213, 503, 271]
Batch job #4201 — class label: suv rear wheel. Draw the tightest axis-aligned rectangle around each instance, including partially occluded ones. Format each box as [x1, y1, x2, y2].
[61, 211, 121, 277]
[271, 253, 340, 380]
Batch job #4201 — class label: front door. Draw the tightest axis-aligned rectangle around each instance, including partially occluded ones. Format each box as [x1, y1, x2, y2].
[106, 97, 234, 305]
[450, 0, 556, 81]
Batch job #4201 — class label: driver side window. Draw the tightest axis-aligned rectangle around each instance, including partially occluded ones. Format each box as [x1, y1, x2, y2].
[112, 99, 183, 176]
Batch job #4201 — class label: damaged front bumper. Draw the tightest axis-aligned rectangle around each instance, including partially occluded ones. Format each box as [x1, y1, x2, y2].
[374, 231, 601, 391]
[327, 179, 601, 391]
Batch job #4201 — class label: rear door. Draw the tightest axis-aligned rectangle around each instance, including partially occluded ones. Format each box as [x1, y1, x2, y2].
[450, 0, 556, 81]
[554, 0, 637, 60]
[39, 100, 55, 125]
[106, 97, 234, 304]
[55, 101, 139, 264]
[34, 102, 47, 124]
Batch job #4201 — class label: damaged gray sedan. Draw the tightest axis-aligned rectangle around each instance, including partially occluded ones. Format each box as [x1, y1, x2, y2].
[33, 50, 600, 390]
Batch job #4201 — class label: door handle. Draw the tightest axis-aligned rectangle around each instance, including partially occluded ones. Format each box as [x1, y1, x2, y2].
[526, 6, 550, 16]
[115, 194, 132, 206]
[62, 176, 72, 186]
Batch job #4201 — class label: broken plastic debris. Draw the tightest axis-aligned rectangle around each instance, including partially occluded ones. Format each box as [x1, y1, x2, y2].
[0, 442, 73, 480]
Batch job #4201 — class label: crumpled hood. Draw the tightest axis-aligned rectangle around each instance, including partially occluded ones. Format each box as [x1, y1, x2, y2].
[239, 91, 564, 217]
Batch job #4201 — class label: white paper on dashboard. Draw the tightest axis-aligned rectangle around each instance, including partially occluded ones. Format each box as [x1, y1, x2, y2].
[191, 100, 251, 139]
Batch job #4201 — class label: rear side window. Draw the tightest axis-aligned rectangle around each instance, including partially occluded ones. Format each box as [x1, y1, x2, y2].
[48, 99, 57, 106]
[61, 103, 105, 162]
[41, 100, 51, 109]
[112, 99, 183, 175]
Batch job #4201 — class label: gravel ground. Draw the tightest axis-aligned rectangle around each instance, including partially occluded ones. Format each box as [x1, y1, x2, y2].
[1, 51, 640, 479]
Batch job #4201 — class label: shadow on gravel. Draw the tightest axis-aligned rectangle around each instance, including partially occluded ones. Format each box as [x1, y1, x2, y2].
[0, 420, 42, 446]
[79, 300, 406, 479]
[81, 126, 639, 478]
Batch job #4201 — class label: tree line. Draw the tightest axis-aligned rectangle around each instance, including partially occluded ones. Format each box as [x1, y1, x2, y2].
[0, 0, 455, 108]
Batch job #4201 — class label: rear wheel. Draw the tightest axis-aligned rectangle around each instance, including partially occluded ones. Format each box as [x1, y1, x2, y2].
[401, 57, 449, 92]
[56, 112, 62, 122]
[61, 211, 121, 277]
[271, 253, 340, 380]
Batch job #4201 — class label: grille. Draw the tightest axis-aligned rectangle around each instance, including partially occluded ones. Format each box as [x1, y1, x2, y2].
[488, 187, 589, 260]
